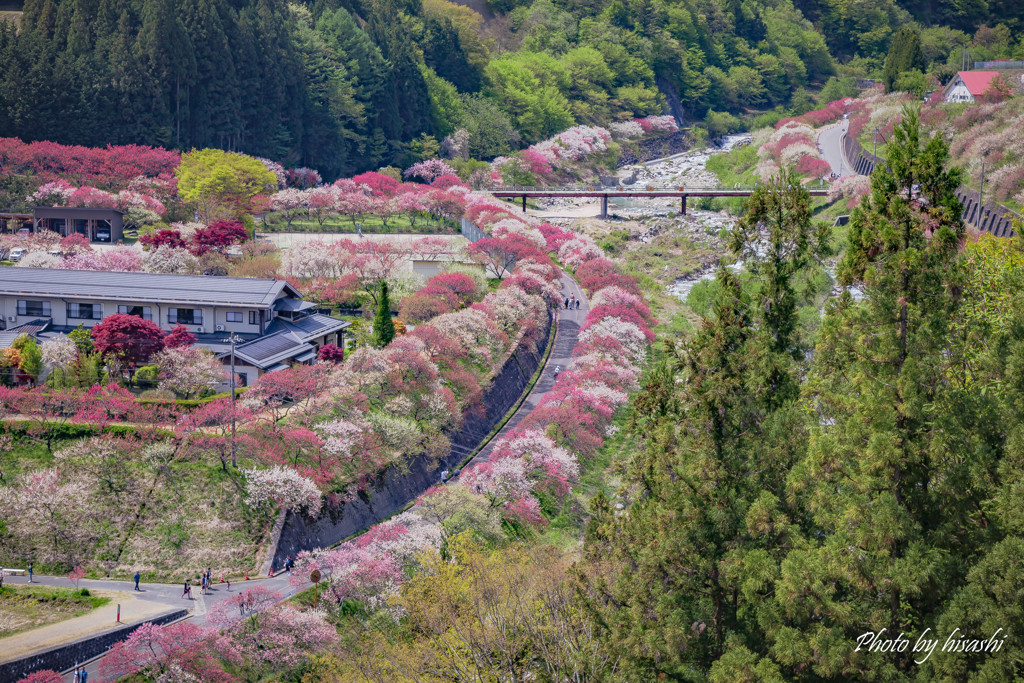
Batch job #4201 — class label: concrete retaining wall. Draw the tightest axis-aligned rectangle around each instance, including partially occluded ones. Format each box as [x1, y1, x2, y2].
[0, 609, 187, 681]
[270, 309, 554, 568]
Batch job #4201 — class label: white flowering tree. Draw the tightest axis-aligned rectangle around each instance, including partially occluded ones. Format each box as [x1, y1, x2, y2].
[153, 345, 227, 398]
[242, 466, 322, 516]
[41, 334, 79, 388]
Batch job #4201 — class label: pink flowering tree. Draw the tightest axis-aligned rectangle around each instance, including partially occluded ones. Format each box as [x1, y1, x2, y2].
[99, 621, 223, 682]
[17, 671, 64, 683]
[403, 159, 457, 183]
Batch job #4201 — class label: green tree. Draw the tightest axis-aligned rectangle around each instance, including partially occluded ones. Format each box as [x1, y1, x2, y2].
[374, 280, 395, 347]
[14, 335, 43, 386]
[68, 324, 94, 354]
[774, 106, 968, 677]
[883, 26, 926, 92]
[176, 148, 277, 220]
[731, 168, 830, 358]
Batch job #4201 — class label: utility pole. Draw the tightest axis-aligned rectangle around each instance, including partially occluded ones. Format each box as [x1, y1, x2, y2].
[980, 162, 986, 209]
[874, 127, 878, 158]
[224, 332, 241, 466]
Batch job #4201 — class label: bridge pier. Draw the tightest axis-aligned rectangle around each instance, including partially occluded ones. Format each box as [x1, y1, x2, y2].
[600, 194, 609, 218]
[521, 195, 527, 211]
[681, 195, 687, 216]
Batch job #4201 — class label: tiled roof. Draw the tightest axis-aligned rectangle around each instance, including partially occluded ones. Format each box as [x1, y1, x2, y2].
[231, 331, 315, 368]
[0, 267, 299, 307]
[265, 313, 349, 340]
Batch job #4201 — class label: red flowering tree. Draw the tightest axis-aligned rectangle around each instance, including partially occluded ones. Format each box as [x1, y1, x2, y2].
[164, 324, 196, 348]
[190, 220, 248, 255]
[351, 171, 401, 197]
[92, 313, 166, 377]
[140, 229, 186, 250]
[317, 343, 344, 363]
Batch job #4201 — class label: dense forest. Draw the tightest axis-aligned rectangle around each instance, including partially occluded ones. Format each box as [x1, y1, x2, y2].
[1, 0, 1022, 179]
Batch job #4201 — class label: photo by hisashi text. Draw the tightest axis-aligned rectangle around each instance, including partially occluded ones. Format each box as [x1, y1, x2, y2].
[855, 628, 1008, 664]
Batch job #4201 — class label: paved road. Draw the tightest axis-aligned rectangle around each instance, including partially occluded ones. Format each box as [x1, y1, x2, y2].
[2, 573, 303, 681]
[818, 119, 850, 176]
[470, 272, 588, 465]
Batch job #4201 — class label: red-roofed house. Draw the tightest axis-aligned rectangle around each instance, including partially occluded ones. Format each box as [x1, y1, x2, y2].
[943, 71, 1001, 103]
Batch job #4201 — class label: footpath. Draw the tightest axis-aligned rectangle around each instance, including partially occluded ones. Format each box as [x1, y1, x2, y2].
[470, 271, 589, 465]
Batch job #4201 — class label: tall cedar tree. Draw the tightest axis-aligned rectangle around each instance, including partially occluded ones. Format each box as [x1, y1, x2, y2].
[732, 167, 830, 389]
[882, 27, 926, 93]
[584, 269, 805, 679]
[772, 105, 967, 678]
[374, 280, 395, 347]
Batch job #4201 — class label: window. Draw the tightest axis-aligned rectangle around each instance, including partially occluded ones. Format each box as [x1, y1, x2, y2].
[67, 302, 103, 320]
[226, 311, 243, 323]
[118, 305, 152, 321]
[249, 311, 258, 325]
[17, 300, 51, 317]
[168, 308, 203, 325]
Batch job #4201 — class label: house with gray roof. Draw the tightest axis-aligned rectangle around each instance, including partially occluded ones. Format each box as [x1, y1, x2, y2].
[0, 267, 350, 385]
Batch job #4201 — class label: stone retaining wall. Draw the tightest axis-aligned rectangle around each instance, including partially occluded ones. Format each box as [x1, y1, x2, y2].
[270, 309, 554, 569]
[617, 130, 692, 167]
[0, 609, 187, 681]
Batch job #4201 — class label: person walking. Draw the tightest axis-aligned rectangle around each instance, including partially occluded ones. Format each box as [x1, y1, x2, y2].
[554, 365, 561, 380]
[564, 297, 569, 309]
[133, 571, 140, 591]
[226, 576, 231, 592]
[575, 299, 580, 310]
[27, 562, 32, 583]
[73, 667, 81, 683]
[182, 579, 190, 599]
[570, 294, 575, 308]
[81, 667, 88, 682]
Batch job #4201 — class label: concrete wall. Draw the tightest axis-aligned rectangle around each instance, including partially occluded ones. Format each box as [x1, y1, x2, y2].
[270, 309, 553, 569]
[0, 609, 187, 681]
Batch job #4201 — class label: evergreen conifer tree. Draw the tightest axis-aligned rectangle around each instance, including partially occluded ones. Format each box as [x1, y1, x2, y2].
[882, 27, 925, 93]
[374, 280, 395, 347]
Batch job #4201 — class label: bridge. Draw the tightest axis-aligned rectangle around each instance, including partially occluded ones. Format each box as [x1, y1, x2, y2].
[491, 185, 831, 217]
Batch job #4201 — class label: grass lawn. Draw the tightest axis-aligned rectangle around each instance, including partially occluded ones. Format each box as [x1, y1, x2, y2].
[259, 213, 458, 235]
[0, 584, 110, 638]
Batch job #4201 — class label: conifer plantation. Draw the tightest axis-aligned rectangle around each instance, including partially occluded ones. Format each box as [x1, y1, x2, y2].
[581, 109, 1024, 679]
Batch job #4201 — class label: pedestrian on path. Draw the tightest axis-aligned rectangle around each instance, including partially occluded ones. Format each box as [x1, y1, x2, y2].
[440, 468, 450, 484]
[182, 579, 191, 599]
[554, 365, 561, 380]
[74, 667, 81, 682]
[27, 562, 32, 583]
[133, 571, 140, 591]
[226, 576, 231, 592]
[564, 297, 569, 309]
[570, 294, 575, 308]
[575, 299, 580, 309]
[81, 667, 88, 682]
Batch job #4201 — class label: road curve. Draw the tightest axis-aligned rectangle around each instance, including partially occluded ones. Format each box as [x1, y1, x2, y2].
[818, 119, 850, 176]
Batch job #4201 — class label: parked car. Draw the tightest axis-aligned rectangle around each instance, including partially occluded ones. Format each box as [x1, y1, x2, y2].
[9, 247, 27, 262]
[95, 229, 111, 242]
[47, 247, 62, 257]
[16, 227, 31, 238]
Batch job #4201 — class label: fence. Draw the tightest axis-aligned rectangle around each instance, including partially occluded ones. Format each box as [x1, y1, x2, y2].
[974, 60, 1024, 70]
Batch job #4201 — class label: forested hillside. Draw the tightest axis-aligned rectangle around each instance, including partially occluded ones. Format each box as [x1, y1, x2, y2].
[2, 0, 1021, 179]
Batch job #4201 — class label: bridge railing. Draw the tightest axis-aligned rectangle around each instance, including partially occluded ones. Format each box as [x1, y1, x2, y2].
[490, 184, 772, 192]
[490, 182, 830, 193]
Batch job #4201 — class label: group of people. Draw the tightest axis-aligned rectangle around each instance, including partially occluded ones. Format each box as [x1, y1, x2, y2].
[563, 294, 581, 309]
[182, 568, 221, 599]
[72, 666, 90, 682]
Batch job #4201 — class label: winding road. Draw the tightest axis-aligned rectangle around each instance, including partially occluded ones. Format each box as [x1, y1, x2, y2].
[818, 119, 851, 176]
[2, 272, 592, 683]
